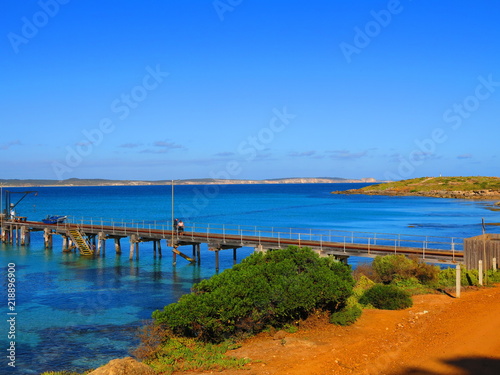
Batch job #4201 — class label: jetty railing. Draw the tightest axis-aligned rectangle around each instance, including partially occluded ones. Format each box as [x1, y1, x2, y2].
[59, 216, 463, 254]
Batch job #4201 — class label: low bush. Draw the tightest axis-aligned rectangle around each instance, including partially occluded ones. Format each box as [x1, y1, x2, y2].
[372, 255, 413, 283]
[392, 277, 434, 295]
[372, 255, 439, 286]
[352, 275, 375, 298]
[145, 336, 250, 374]
[329, 305, 362, 326]
[133, 321, 170, 360]
[153, 246, 355, 343]
[359, 284, 413, 310]
[40, 372, 91, 375]
[437, 265, 493, 287]
[487, 269, 500, 283]
[353, 262, 378, 282]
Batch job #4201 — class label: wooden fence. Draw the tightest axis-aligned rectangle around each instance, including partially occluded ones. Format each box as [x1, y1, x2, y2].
[464, 234, 500, 270]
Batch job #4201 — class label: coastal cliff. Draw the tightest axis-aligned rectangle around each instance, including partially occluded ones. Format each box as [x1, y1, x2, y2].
[0, 177, 377, 187]
[332, 176, 500, 200]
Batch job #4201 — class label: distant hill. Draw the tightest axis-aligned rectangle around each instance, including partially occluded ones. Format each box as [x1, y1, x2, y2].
[0, 177, 378, 187]
[332, 176, 500, 200]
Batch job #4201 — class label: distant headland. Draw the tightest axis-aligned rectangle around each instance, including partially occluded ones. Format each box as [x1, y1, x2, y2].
[0, 177, 378, 187]
[332, 176, 500, 201]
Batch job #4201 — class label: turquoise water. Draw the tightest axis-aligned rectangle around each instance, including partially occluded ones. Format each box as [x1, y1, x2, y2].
[0, 183, 498, 374]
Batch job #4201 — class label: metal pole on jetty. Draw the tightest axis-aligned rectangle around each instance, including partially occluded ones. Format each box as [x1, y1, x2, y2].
[1, 183, 4, 217]
[171, 179, 174, 248]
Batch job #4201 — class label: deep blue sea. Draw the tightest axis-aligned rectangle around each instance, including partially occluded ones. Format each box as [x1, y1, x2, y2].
[1, 183, 499, 374]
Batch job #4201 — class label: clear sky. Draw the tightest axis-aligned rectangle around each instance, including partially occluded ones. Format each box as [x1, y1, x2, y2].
[1, 0, 499, 181]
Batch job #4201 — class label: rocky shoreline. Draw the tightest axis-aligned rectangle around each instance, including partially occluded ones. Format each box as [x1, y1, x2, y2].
[334, 188, 500, 202]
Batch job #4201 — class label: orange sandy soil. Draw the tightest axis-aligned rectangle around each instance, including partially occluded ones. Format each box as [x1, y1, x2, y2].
[186, 285, 500, 375]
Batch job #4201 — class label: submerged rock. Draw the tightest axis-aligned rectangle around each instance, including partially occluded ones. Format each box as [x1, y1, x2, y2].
[87, 357, 155, 375]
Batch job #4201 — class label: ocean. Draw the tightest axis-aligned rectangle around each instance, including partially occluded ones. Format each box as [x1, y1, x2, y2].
[1, 183, 498, 374]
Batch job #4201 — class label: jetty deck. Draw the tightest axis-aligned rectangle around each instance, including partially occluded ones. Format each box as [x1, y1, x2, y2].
[0, 216, 469, 269]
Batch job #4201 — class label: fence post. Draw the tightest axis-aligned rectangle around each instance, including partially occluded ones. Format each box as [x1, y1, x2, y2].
[456, 264, 461, 298]
[478, 260, 483, 286]
[493, 258, 497, 271]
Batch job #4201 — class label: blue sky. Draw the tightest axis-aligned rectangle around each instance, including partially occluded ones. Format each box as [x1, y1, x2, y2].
[1, 0, 499, 181]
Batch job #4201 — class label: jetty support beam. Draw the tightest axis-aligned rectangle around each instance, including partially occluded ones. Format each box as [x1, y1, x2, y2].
[114, 237, 122, 255]
[43, 228, 52, 248]
[129, 234, 139, 260]
[20, 226, 27, 246]
[97, 232, 106, 256]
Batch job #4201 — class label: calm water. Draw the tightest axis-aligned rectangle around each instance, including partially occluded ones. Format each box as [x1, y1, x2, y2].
[1, 183, 499, 374]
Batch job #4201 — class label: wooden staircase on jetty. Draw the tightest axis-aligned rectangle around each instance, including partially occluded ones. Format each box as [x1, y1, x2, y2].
[172, 247, 195, 262]
[67, 229, 94, 256]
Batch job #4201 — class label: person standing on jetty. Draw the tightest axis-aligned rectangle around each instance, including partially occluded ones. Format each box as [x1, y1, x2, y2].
[173, 218, 179, 233]
[178, 220, 184, 235]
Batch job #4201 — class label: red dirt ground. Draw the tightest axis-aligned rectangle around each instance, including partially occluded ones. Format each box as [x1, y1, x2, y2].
[187, 285, 500, 375]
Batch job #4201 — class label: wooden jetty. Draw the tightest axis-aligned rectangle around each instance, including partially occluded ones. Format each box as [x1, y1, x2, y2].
[1, 215, 490, 271]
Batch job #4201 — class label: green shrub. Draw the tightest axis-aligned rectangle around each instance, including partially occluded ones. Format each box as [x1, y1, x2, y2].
[352, 275, 375, 298]
[145, 336, 250, 374]
[40, 371, 92, 375]
[372, 255, 415, 283]
[392, 277, 433, 295]
[329, 305, 362, 326]
[487, 269, 500, 283]
[353, 263, 378, 282]
[40, 372, 91, 375]
[414, 261, 441, 285]
[153, 246, 355, 342]
[359, 284, 413, 310]
[372, 255, 439, 285]
[437, 265, 487, 287]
